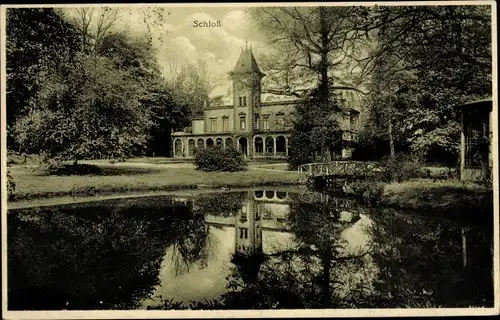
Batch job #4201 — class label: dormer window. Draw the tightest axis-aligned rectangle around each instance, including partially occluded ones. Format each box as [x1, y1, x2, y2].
[239, 96, 247, 106]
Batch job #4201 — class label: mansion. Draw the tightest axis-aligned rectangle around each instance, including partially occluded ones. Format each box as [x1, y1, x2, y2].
[171, 46, 360, 160]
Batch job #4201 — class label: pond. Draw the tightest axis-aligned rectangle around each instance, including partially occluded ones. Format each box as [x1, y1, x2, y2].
[7, 185, 494, 310]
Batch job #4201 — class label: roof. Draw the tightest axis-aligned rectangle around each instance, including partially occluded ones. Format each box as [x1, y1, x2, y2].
[454, 97, 492, 109]
[228, 47, 265, 77]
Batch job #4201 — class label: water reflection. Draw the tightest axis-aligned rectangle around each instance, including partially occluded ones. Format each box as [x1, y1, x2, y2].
[7, 185, 493, 310]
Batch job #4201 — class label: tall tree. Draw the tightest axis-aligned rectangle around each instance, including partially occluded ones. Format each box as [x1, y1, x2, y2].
[6, 8, 81, 147]
[61, 7, 166, 54]
[250, 7, 371, 165]
[356, 5, 492, 163]
[13, 52, 153, 162]
[250, 7, 369, 100]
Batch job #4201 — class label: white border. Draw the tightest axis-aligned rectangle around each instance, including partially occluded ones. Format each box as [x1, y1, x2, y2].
[1, 1, 498, 319]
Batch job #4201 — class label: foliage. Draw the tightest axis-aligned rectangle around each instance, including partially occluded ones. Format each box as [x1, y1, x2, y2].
[287, 131, 317, 170]
[287, 89, 349, 169]
[36, 161, 102, 176]
[193, 192, 247, 217]
[194, 146, 247, 172]
[6, 8, 82, 149]
[345, 181, 385, 204]
[359, 5, 491, 163]
[13, 52, 153, 162]
[251, 7, 367, 167]
[8, 196, 214, 310]
[6, 8, 193, 160]
[7, 171, 16, 200]
[249, 7, 369, 98]
[366, 207, 493, 307]
[381, 153, 426, 183]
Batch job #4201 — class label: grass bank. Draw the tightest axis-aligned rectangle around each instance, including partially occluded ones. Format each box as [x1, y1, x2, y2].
[381, 179, 493, 224]
[7, 164, 300, 202]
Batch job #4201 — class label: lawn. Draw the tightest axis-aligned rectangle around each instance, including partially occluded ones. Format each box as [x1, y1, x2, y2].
[7, 163, 301, 201]
[381, 178, 493, 224]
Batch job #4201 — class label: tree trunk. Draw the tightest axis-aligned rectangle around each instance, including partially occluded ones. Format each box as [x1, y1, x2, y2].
[319, 6, 330, 112]
[388, 117, 395, 160]
[320, 246, 332, 307]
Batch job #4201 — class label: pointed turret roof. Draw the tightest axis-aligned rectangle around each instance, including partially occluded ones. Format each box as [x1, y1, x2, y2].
[229, 46, 265, 77]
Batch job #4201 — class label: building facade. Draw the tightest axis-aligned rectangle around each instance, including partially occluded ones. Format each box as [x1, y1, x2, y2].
[456, 98, 493, 182]
[171, 46, 360, 160]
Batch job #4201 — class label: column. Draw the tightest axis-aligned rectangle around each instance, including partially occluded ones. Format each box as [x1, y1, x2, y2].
[286, 137, 289, 157]
[460, 110, 465, 181]
[273, 136, 277, 158]
[183, 138, 187, 158]
[171, 138, 174, 158]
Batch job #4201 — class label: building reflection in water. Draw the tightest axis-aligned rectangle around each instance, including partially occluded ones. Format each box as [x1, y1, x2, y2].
[234, 192, 263, 255]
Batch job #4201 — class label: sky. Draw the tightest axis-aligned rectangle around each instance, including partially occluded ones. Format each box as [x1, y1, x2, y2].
[113, 6, 269, 98]
[61, 6, 366, 104]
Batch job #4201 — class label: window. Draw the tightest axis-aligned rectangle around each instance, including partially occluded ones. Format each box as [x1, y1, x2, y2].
[255, 114, 260, 130]
[277, 114, 285, 126]
[350, 116, 358, 131]
[239, 228, 248, 239]
[240, 116, 246, 130]
[239, 96, 247, 106]
[210, 118, 217, 132]
[222, 117, 229, 131]
[262, 116, 270, 130]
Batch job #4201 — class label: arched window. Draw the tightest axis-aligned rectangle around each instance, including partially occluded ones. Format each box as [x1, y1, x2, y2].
[254, 136, 263, 154]
[265, 136, 274, 155]
[174, 139, 183, 157]
[188, 139, 195, 156]
[276, 191, 287, 200]
[206, 138, 214, 147]
[276, 136, 286, 155]
[238, 137, 248, 156]
[225, 137, 233, 149]
[216, 138, 223, 146]
[196, 138, 204, 150]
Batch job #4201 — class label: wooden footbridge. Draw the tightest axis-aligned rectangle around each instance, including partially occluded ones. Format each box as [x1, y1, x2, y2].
[297, 161, 384, 186]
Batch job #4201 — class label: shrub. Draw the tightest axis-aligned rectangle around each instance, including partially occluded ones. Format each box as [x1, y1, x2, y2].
[37, 159, 102, 176]
[345, 180, 385, 204]
[430, 167, 459, 180]
[381, 153, 426, 183]
[194, 192, 247, 216]
[7, 170, 16, 200]
[287, 131, 317, 170]
[194, 146, 247, 172]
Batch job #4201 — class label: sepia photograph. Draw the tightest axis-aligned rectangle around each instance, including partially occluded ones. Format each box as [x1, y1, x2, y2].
[1, 1, 498, 318]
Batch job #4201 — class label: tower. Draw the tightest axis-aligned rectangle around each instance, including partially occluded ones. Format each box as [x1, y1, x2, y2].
[228, 44, 265, 157]
[234, 191, 262, 255]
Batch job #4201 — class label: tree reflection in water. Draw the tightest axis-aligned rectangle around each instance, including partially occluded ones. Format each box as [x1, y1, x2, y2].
[185, 187, 493, 309]
[8, 186, 494, 310]
[8, 196, 215, 310]
[365, 207, 494, 308]
[204, 189, 376, 309]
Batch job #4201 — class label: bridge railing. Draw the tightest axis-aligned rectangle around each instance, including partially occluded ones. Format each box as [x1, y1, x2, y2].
[298, 161, 384, 180]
